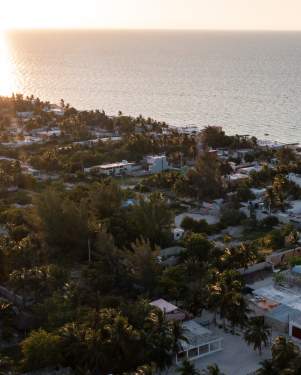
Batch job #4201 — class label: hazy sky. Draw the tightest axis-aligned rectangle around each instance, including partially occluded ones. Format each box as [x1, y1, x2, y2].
[2, 0, 301, 30]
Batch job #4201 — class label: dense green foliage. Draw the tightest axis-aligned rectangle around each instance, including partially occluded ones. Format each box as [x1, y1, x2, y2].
[2, 95, 301, 374]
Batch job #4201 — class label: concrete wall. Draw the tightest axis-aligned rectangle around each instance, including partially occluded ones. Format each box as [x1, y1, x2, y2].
[237, 262, 272, 276]
[267, 247, 301, 267]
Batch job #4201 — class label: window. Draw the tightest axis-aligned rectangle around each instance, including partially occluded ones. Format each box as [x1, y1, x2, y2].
[198, 344, 209, 355]
[210, 341, 220, 352]
[292, 325, 301, 340]
[177, 351, 186, 362]
[188, 348, 198, 358]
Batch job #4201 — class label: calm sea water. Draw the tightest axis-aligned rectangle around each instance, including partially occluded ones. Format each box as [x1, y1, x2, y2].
[2, 30, 301, 143]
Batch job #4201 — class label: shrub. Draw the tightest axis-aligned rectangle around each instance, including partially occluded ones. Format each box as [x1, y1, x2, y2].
[21, 329, 62, 371]
[260, 216, 279, 230]
[220, 209, 246, 228]
[289, 256, 301, 267]
[181, 216, 211, 234]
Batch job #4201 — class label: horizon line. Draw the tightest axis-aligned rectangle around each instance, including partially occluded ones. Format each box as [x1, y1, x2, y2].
[5, 27, 301, 33]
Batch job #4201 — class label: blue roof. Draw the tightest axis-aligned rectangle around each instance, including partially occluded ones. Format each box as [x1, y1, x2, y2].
[267, 304, 301, 323]
[292, 265, 301, 274]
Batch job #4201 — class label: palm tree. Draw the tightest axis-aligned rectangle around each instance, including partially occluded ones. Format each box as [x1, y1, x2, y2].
[171, 320, 188, 354]
[209, 270, 247, 330]
[146, 309, 174, 373]
[176, 360, 200, 375]
[244, 316, 271, 355]
[264, 188, 275, 214]
[271, 336, 300, 371]
[207, 364, 225, 375]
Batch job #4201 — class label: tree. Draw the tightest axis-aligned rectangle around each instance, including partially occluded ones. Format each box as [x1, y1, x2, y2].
[81, 230, 128, 307]
[176, 360, 200, 375]
[220, 208, 246, 228]
[89, 180, 122, 219]
[244, 316, 271, 355]
[131, 193, 172, 247]
[145, 309, 174, 373]
[208, 270, 247, 330]
[256, 360, 277, 375]
[180, 216, 211, 235]
[125, 238, 162, 296]
[183, 233, 214, 264]
[8, 264, 67, 304]
[271, 336, 300, 371]
[37, 189, 89, 259]
[256, 336, 301, 374]
[21, 329, 62, 371]
[201, 126, 228, 149]
[0, 302, 15, 341]
[170, 320, 188, 355]
[207, 364, 225, 375]
[187, 151, 223, 200]
[0, 354, 15, 375]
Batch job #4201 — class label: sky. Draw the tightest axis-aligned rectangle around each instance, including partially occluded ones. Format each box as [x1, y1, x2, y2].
[1, 0, 301, 31]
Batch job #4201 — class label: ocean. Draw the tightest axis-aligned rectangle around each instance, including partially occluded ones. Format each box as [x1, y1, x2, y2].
[2, 30, 301, 143]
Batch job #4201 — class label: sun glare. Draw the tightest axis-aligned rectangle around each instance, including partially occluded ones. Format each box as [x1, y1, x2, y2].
[0, 32, 16, 96]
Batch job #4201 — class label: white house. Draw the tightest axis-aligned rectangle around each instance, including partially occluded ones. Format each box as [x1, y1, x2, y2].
[146, 155, 169, 174]
[176, 320, 223, 364]
[288, 173, 301, 188]
[173, 228, 185, 241]
[84, 160, 134, 176]
[16, 111, 33, 119]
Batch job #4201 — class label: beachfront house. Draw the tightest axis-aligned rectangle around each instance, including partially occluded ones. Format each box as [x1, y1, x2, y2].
[176, 320, 223, 364]
[84, 160, 134, 176]
[145, 155, 169, 174]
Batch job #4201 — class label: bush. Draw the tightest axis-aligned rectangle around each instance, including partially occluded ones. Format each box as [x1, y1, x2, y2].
[236, 186, 255, 202]
[244, 153, 255, 163]
[262, 229, 284, 250]
[21, 329, 62, 371]
[289, 256, 301, 267]
[260, 216, 279, 230]
[220, 209, 246, 228]
[181, 216, 211, 234]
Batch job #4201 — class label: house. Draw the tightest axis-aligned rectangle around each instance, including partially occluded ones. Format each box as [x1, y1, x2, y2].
[150, 299, 186, 321]
[145, 155, 169, 174]
[227, 173, 249, 185]
[237, 164, 262, 175]
[229, 148, 254, 160]
[176, 125, 199, 135]
[84, 160, 134, 176]
[44, 104, 65, 116]
[288, 173, 301, 188]
[173, 228, 185, 241]
[257, 140, 287, 150]
[176, 320, 223, 364]
[249, 277, 301, 335]
[266, 247, 301, 268]
[16, 111, 33, 119]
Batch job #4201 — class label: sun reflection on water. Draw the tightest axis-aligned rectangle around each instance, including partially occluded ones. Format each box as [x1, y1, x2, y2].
[0, 31, 17, 96]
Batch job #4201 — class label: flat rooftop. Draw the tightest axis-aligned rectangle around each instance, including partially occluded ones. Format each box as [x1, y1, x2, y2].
[255, 284, 301, 311]
[180, 320, 221, 351]
[99, 162, 134, 169]
[86, 161, 134, 170]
